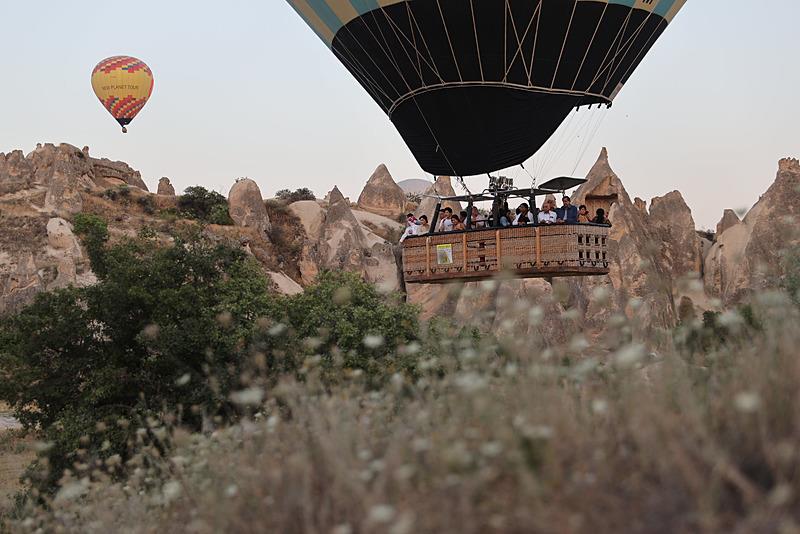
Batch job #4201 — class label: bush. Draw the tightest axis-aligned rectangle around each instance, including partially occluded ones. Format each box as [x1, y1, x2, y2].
[72, 213, 109, 278]
[102, 185, 131, 202]
[251, 271, 421, 388]
[405, 191, 422, 203]
[781, 245, 800, 306]
[275, 188, 316, 203]
[136, 195, 156, 215]
[178, 186, 233, 225]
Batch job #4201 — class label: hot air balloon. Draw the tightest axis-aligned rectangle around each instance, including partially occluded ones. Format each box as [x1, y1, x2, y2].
[286, 0, 687, 177]
[91, 56, 154, 133]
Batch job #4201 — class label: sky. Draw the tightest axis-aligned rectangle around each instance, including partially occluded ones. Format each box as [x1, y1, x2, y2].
[1, 1, 798, 230]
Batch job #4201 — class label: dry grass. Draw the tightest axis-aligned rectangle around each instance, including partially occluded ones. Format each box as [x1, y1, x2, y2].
[0, 412, 34, 516]
[8, 290, 800, 533]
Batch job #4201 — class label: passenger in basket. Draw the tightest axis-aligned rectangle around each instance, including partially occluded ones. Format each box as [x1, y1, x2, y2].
[556, 196, 579, 224]
[577, 205, 592, 223]
[470, 206, 487, 229]
[437, 207, 453, 232]
[451, 214, 465, 231]
[416, 215, 430, 235]
[399, 215, 430, 243]
[406, 213, 417, 227]
[592, 208, 611, 226]
[500, 209, 514, 227]
[513, 203, 535, 225]
[537, 200, 557, 225]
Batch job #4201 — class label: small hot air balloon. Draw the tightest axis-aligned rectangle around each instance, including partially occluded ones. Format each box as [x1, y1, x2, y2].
[91, 56, 154, 133]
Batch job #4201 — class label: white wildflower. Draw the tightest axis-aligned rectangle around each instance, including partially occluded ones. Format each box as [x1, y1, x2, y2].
[480, 441, 503, 458]
[368, 505, 396, 523]
[363, 335, 385, 349]
[614, 343, 646, 368]
[175, 373, 191, 386]
[230, 387, 265, 406]
[454, 372, 488, 393]
[592, 399, 609, 415]
[54, 479, 89, 503]
[268, 323, 287, 336]
[528, 306, 544, 326]
[162, 480, 182, 504]
[734, 392, 761, 413]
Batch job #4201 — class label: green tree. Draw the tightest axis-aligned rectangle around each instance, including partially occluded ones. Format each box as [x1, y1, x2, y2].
[178, 186, 233, 224]
[272, 271, 420, 386]
[0, 235, 276, 491]
[275, 188, 316, 203]
[72, 213, 109, 278]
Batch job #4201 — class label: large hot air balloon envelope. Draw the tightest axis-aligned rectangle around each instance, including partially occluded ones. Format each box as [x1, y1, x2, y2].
[91, 56, 154, 133]
[287, 0, 687, 176]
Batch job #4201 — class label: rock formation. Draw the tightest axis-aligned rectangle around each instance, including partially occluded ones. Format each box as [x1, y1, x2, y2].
[716, 209, 741, 236]
[648, 190, 702, 281]
[90, 156, 148, 191]
[228, 179, 271, 235]
[704, 158, 800, 304]
[295, 186, 401, 292]
[356, 164, 405, 219]
[414, 176, 462, 221]
[157, 177, 176, 196]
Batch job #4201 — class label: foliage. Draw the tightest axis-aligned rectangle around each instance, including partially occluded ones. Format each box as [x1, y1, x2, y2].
[136, 195, 156, 215]
[264, 200, 304, 263]
[251, 271, 421, 388]
[0, 236, 277, 493]
[275, 188, 316, 203]
[178, 186, 233, 225]
[102, 184, 131, 202]
[0, 240, 424, 496]
[72, 213, 109, 278]
[781, 245, 800, 306]
[405, 191, 422, 203]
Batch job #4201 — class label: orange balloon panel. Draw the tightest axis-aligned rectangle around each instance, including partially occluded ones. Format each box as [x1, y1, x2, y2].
[91, 56, 154, 131]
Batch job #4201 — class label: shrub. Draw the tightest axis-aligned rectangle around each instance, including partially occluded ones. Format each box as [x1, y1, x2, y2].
[102, 184, 131, 202]
[405, 191, 422, 203]
[136, 195, 156, 215]
[72, 213, 109, 278]
[178, 186, 233, 225]
[251, 270, 421, 388]
[275, 188, 316, 203]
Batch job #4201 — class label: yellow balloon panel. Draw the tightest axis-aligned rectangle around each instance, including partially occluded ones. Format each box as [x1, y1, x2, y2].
[91, 56, 154, 128]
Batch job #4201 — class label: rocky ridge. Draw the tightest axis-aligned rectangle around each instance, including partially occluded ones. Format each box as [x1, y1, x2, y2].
[1, 142, 797, 340]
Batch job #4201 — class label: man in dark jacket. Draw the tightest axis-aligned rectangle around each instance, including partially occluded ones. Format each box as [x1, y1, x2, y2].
[556, 196, 579, 224]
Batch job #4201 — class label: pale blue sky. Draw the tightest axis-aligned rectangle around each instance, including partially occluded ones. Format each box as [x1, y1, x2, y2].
[0, 1, 797, 229]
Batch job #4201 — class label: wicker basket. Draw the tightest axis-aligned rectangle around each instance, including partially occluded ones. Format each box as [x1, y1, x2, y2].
[403, 224, 610, 283]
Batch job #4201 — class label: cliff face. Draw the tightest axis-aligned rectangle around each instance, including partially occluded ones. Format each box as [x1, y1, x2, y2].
[704, 158, 800, 304]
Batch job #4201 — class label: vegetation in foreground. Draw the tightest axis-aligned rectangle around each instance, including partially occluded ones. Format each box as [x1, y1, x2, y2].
[1, 219, 800, 533]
